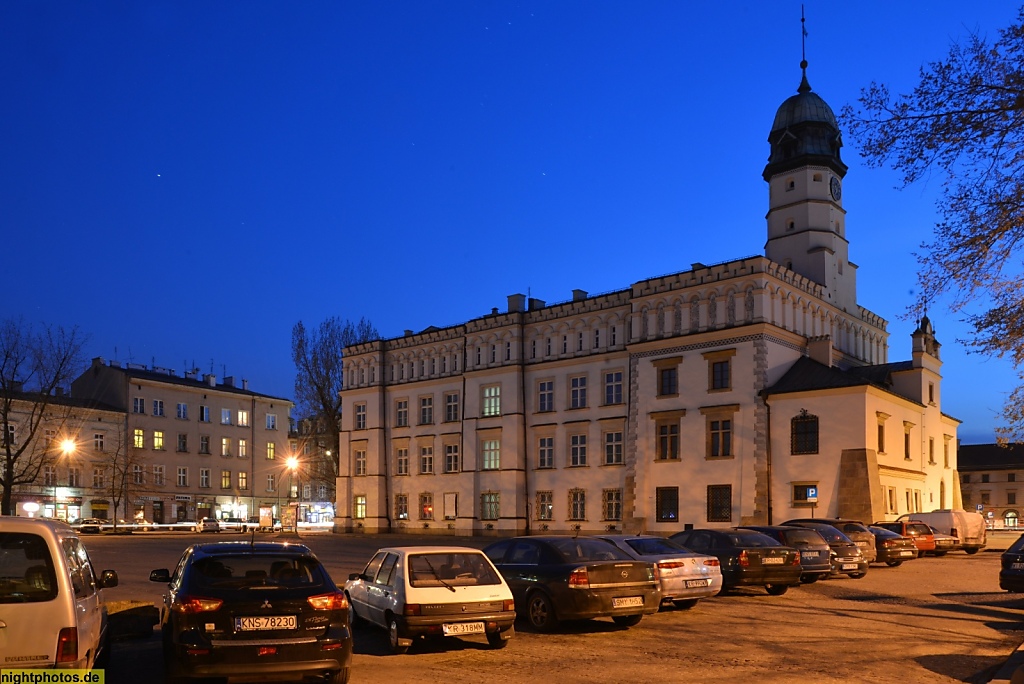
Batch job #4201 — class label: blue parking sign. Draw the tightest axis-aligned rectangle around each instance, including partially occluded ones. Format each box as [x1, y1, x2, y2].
[977, 504, 984, 511]
[806, 486, 818, 503]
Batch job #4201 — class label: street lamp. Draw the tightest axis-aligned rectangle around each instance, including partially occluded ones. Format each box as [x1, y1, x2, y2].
[52, 438, 76, 518]
[286, 456, 299, 531]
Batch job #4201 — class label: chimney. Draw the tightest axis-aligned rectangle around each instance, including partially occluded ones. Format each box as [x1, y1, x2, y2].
[507, 293, 526, 312]
[242, 379, 249, 390]
[572, 289, 588, 302]
[404, 330, 413, 337]
[807, 336, 833, 367]
[223, 376, 235, 388]
[529, 298, 546, 310]
[204, 373, 216, 387]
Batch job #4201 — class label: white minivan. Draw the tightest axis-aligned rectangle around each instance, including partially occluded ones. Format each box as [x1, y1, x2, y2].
[0, 517, 119, 669]
[898, 509, 987, 553]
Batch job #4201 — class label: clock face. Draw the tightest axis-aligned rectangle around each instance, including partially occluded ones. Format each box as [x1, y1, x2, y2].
[830, 176, 842, 201]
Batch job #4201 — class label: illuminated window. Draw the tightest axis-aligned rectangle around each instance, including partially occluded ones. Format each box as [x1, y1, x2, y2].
[354, 495, 367, 520]
[482, 440, 500, 470]
[419, 492, 434, 520]
[266, 442, 276, 460]
[221, 470, 231, 489]
[153, 431, 164, 451]
[238, 439, 247, 458]
[221, 437, 231, 457]
[237, 410, 249, 427]
[482, 385, 501, 417]
[133, 429, 145, 449]
[238, 472, 247, 490]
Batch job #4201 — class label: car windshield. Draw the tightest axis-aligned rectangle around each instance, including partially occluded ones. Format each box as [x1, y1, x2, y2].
[547, 538, 632, 562]
[407, 552, 502, 587]
[726, 532, 780, 548]
[623, 537, 688, 555]
[0, 533, 58, 604]
[192, 554, 324, 589]
[906, 524, 931, 536]
[782, 529, 825, 545]
[806, 526, 851, 544]
[869, 526, 901, 538]
[839, 522, 870, 535]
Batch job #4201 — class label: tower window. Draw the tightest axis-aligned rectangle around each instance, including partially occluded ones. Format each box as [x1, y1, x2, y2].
[787, 220, 795, 232]
[813, 173, 822, 182]
[787, 179, 795, 190]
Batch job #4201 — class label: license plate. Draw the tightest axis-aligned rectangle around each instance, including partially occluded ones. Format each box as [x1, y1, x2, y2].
[612, 596, 644, 608]
[684, 579, 709, 588]
[899, 551, 914, 557]
[841, 563, 858, 570]
[761, 557, 784, 565]
[856, 541, 868, 546]
[1012, 562, 1024, 570]
[801, 551, 819, 559]
[235, 615, 297, 631]
[442, 621, 485, 636]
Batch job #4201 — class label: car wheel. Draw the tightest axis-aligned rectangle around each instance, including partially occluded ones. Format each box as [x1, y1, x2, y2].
[328, 668, 351, 684]
[672, 598, 699, 609]
[965, 548, 981, 555]
[848, 572, 867, 579]
[486, 628, 511, 648]
[885, 560, 903, 567]
[765, 584, 789, 596]
[525, 592, 558, 632]
[346, 595, 362, 627]
[611, 614, 643, 627]
[388, 618, 409, 654]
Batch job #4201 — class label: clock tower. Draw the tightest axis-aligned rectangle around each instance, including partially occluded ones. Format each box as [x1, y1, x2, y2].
[763, 61, 857, 313]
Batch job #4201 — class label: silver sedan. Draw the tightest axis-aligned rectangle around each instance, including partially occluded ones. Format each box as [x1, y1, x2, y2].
[595, 534, 723, 609]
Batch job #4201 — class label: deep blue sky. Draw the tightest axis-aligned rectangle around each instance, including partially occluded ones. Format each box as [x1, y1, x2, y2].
[3, 2, 1019, 443]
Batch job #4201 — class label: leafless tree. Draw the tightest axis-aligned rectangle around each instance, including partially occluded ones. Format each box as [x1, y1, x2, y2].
[0, 319, 87, 515]
[841, 9, 1024, 441]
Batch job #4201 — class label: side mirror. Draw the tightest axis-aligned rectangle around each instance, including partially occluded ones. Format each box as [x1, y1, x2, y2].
[348, 572, 364, 582]
[99, 569, 119, 588]
[150, 569, 171, 583]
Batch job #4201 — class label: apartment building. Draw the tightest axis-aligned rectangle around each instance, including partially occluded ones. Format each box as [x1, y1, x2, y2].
[958, 443, 1024, 529]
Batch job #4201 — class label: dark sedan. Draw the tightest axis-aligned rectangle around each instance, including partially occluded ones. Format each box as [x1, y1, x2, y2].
[150, 541, 352, 684]
[669, 528, 802, 595]
[782, 518, 878, 563]
[738, 525, 832, 584]
[1000, 534, 1024, 592]
[482, 536, 660, 632]
[781, 520, 868, 578]
[867, 525, 919, 566]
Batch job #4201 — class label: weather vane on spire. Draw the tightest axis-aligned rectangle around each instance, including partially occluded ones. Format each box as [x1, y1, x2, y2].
[801, 4, 808, 67]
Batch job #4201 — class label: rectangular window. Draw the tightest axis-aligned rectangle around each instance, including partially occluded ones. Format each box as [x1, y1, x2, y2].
[538, 381, 554, 412]
[982, 473, 990, 483]
[355, 404, 367, 430]
[353, 449, 366, 476]
[707, 484, 732, 522]
[570, 376, 587, 409]
[237, 410, 249, 427]
[266, 442, 276, 460]
[221, 470, 231, 489]
[153, 431, 164, 451]
[538, 437, 554, 469]
[944, 439, 950, 468]
[603, 489, 622, 521]
[791, 412, 819, 454]
[1011, 474, 1017, 483]
[153, 465, 165, 486]
[396, 399, 409, 427]
[604, 431, 623, 465]
[419, 396, 433, 425]
[68, 468, 81, 488]
[659, 367, 678, 396]
[42, 464, 55, 487]
[482, 385, 501, 417]
[133, 397, 145, 414]
[703, 349, 736, 391]
[445, 444, 460, 473]
[1010, 492, 1018, 505]
[176, 402, 188, 420]
[396, 448, 409, 475]
[444, 393, 460, 422]
[877, 422, 886, 453]
[981, 491, 991, 505]
[238, 439, 247, 458]
[200, 468, 210, 488]
[133, 428, 145, 449]
[656, 421, 679, 460]
[537, 491, 553, 520]
[267, 474, 276, 492]
[200, 435, 211, 455]
[481, 492, 500, 521]
[569, 489, 586, 521]
[354, 495, 367, 520]
[221, 437, 231, 457]
[93, 433, 104, 452]
[92, 467, 104, 488]
[199, 405, 210, 423]
[238, 472, 248, 490]
[710, 420, 731, 457]
[221, 408, 232, 425]
[419, 493, 434, 520]
[395, 494, 409, 520]
[177, 467, 188, 487]
[420, 446, 433, 474]
[132, 464, 144, 485]
[904, 428, 912, 460]
[656, 487, 679, 523]
[711, 361, 730, 390]
[482, 440, 500, 470]
[266, 414, 277, 430]
[153, 400, 164, 417]
[604, 371, 623, 405]
[928, 438, 935, 464]
[570, 434, 587, 466]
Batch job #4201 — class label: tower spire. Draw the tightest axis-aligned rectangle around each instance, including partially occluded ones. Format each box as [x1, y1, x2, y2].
[799, 5, 810, 93]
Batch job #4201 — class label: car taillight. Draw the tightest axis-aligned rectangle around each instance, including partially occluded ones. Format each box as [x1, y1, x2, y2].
[503, 599, 515, 611]
[568, 567, 590, 589]
[171, 596, 223, 613]
[790, 553, 801, 566]
[738, 551, 749, 567]
[703, 558, 720, 567]
[308, 592, 348, 610]
[55, 627, 77, 663]
[658, 561, 685, 570]
[403, 604, 421, 616]
[882, 539, 897, 548]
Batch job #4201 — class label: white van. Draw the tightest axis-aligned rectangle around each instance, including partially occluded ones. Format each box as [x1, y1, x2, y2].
[0, 517, 119, 669]
[898, 509, 987, 553]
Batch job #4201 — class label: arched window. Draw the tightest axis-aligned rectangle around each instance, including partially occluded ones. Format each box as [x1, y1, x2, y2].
[1005, 510, 1019, 530]
[791, 410, 819, 455]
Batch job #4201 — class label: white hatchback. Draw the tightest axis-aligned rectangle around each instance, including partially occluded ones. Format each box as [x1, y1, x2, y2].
[344, 546, 515, 654]
[0, 517, 119, 669]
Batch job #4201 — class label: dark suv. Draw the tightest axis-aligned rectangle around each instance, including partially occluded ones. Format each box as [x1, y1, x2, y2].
[780, 521, 868, 579]
[150, 541, 352, 684]
[739, 525, 832, 584]
[782, 518, 877, 563]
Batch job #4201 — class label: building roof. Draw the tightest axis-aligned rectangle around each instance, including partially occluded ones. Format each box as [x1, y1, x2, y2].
[958, 443, 1024, 471]
[7, 389, 123, 414]
[764, 356, 925, 409]
[91, 360, 291, 403]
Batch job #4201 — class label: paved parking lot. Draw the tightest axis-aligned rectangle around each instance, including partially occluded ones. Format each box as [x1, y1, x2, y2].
[83, 530, 1024, 684]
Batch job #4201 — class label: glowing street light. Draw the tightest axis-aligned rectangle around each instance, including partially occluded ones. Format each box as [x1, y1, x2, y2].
[52, 438, 77, 517]
[285, 455, 300, 532]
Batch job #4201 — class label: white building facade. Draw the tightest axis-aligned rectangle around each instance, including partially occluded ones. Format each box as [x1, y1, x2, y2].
[336, 64, 960, 535]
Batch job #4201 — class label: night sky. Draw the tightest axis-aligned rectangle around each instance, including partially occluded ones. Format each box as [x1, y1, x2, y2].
[3, 1, 1019, 443]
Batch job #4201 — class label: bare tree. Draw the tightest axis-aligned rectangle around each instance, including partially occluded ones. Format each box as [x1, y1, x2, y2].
[0, 319, 87, 515]
[841, 9, 1024, 441]
[292, 317, 379, 481]
[94, 423, 144, 531]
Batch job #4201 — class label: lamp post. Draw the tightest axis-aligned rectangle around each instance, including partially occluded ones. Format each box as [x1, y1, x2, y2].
[286, 456, 298, 530]
[52, 438, 76, 519]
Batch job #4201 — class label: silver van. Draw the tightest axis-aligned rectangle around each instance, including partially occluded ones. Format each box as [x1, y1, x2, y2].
[0, 517, 118, 669]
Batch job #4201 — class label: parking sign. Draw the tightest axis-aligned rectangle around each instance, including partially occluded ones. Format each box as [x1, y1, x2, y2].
[806, 486, 818, 503]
